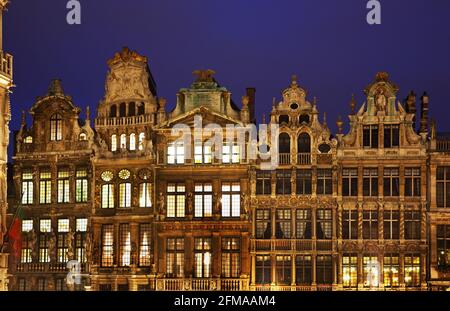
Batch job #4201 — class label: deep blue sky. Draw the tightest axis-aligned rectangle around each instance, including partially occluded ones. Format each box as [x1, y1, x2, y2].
[4, 0, 450, 149]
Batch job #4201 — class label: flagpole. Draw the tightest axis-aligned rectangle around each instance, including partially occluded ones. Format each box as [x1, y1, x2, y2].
[0, 191, 25, 253]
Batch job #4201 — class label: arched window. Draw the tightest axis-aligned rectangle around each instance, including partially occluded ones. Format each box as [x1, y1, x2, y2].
[137, 103, 145, 115]
[279, 133, 291, 153]
[128, 102, 136, 116]
[50, 113, 62, 141]
[119, 102, 126, 117]
[138, 132, 145, 151]
[279, 115, 289, 125]
[298, 133, 311, 153]
[24, 136, 33, 144]
[79, 133, 87, 141]
[129, 133, 136, 151]
[111, 134, 117, 152]
[299, 114, 310, 124]
[120, 134, 127, 149]
[110, 105, 117, 118]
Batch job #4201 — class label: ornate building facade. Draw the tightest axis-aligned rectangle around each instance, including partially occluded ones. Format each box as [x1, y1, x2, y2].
[0, 0, 13, 292]
[4, 47, 450, 291]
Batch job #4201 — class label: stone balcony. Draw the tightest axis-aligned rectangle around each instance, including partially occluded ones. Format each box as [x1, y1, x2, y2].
[251, 239, 334, 252]
[156, 277, 249, 291]
[95, 114, 154, 128]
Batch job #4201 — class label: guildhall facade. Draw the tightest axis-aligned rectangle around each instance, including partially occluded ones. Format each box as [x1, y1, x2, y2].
[3, 47, 450, 291]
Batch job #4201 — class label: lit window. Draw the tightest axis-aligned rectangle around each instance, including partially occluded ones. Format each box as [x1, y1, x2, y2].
[119, 183, 131, 208]
[138, 132, 145, 151]
[437, 225, 450, 269]
[22, 220, 33, 232]
[139, 224, 151, 266]
[79, 133, 87, 141]
[39, 171, 52, 204]
[221, 182, 240, 217]
[194, 238, 211, 278]
[383, 254, 399, 287]
[194, 142, 212, 164]
[167, 141, 185, 164]
[40, 219, 51, 233]
[221, 237, 240, 278]
[276, 255, 292, 285]
[101, 184, 114, 209]
[76, 218, 88, 232]
[404, 254, 420, 287]
[76, 170, 88, 203]
[139, 183, 152, 208]
[222, 143, 240, 164]
[111, 134, 117, 152]
[50, 113, 62, 141]
[166, 238, 184, 277]
[119, 224, 131, 266]
[194, 183, 213, 218]
[101, 224, 114, 267]
[363, 256, 379, 288]
[57, 169, 70, 203]
[120, 134, 127, 149]
[167, 183, 185, 218]
[22, 171, 34, 205]
[58, 219, 70, 233]
[343, 254, 358, 288]
[129, 133, 136, 151]
[24, 136, 33, 144]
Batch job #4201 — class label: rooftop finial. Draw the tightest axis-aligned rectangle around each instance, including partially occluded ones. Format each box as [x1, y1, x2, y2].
[47, 79, 64, 96]
[291, 74, 298, 86]
[323, 112, 327, 126]
[262, 114, 266, 124]
[336, 115, 343, 134]
[350, 94, 356, 114]
[21, 110, 26, 126]
[192, 69, 216, 83]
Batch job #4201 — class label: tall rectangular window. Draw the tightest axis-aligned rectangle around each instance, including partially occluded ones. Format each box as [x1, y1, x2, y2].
[167, 183, 185, 218]
[119, 182, 131, 208]
[405, 168, 421, 197]
[342, 254, 358, 288]
[21, 220, 33, 263]
[256, 255, 271, 284]
[384, 209, 399, 239]
[166, 238, 184, 277]
[101, 184, 114, 209]
[167, 141, 184, 164]
[363, 125, 378, 148]
[194, 183, 213, 218]
[437, 167, 450, 207]
[316, 255, 333, 285]
[139, 183, 152, 208]
[75, 169, 88, 203]
[256, 209, 271, 239]
[276, 170, 291, 195]
[22, 171, 34, 205]
[383, 168, 399, 196]
[75, 218, 87, 263]
[437, 225, 450, 269]
[363, 255, 379, 288]
[296, 170, 312, 195]
[194, 142, 212, 164]
[50, 114, 62, 141]
[383, 254, 399, 288]
[39, 171, 52, 204]
[221, 237, 240, 278]
[221, 182, 240, 218]
[275, 209, 291, 239]
[296, 210, 312, 239]
[101, 224, 114, 267]
[57, 169, 70, 203]
[194, 238, 212, 278]
[119, 224, 131, 266]
[222, 143, 240, 164]
[296, 255, 312, 285]
[317, 209, 332, 239]
[363, 168, 378, 197]
[342, 168, 358, 197]
[317, 169, 332, 195]
[276, 255, 291, 285]
[404, 211, 421, 240]
[39, 219, 51, 263]
[139, 224, 151, 267]
[342, 210, 358, 239]
[362, 210, 378, 240]
[384, 124, 399, 148]
[256, 171, 271, 195]
[404, 254, 420, 287]
[57, 219, 69, 263]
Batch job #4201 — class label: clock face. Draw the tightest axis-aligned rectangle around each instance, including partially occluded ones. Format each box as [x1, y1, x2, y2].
[101, 170, 114, 182]
[118, 169, 131, 180]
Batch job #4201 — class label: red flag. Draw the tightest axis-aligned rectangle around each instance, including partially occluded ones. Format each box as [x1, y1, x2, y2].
[8, 207, 24, 259]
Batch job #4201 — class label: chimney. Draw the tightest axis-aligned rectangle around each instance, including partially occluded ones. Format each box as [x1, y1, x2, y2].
[419, 92, 429, 134]
[405, 90, 416, 130]
[246, 88, 256, 123]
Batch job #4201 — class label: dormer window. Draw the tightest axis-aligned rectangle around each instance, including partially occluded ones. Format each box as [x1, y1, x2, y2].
[24, 136, 33, 144]
[279, 115, 289, 125]
[363, 125, 378, 149]
[79, 133, 87, 141]
[299, 114, 310, 124]
[50, 113, 62, 141]
[384, 125, 399, 148]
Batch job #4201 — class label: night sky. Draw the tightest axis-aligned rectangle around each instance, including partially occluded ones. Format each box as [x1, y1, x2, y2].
[4, 0, 450, 154]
